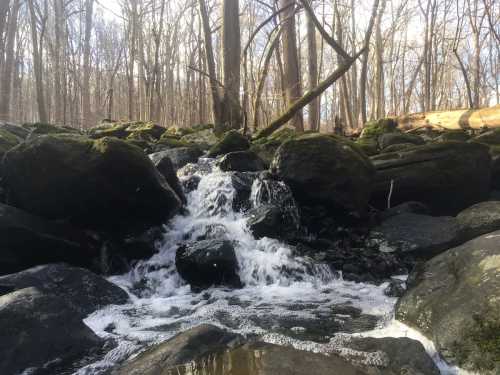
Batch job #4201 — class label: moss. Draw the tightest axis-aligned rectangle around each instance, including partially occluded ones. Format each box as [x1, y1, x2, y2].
[88, 122, 130, 139]
[355, 137, 379, 156]
[360, 118, 399, 140]
[24, 122, 79, 137]
[156, 134, 194, 149]
[251, 128, 302, 165]
[191, 123, 214, 132]
[125, 122, 164, 141]
[0, 128, 21, 157]
[207, 130, 250, 158]
[379, 142, 418, 154]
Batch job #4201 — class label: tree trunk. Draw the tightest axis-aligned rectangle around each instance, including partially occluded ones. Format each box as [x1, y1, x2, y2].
[278, 0, 303, 131]
[221, 0, 242, 131]
[306, 2, 319, 131]
[0, 0, 20, 122]
[82, 0, 94, 128]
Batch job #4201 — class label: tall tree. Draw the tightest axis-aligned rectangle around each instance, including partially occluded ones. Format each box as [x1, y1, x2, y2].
[82, 0, 94, 128]
[306, 1, 319, 131]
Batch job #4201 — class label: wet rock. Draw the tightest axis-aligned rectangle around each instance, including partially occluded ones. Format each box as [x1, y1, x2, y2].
[2, 135, 182, 235]
[345, 336, 440, 374]
[383, 279, 406, 297]
[0, 203, 100, 275]
[371, 142, 492, 215]
[217, 150, 266, 172]
[207, 130, 250, 157]
[0, 264, 128, 315]
[456, 201, 500, 239]
[271, 133, 375, 215]
[396, 230, 500, 373]
[378, 132, 425, 149]
[380, 201, 431, 220]
[370, 213, 463, 259]
[247, 204, 298, 240]
[149, 151, 186, 203]
[176, 239, 241, 290]
[112, 325, 244, 375]
[230, 171, 258, 212]
[153, 146, 203, 171]
[0, 287, 104, 375]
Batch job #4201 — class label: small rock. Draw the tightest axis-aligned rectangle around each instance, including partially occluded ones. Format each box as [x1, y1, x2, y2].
[217, 150, 266, 172]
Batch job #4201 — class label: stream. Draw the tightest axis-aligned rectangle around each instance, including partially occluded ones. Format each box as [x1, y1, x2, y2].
[76, 158, 467, 375]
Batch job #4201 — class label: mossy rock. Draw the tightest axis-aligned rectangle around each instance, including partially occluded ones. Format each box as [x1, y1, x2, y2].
[0, 128, 21, 159]
[24, 123, 80, 139]
[378, 132, 425, 149]
[207, 130, 250, 158]
[271, 133, 375, 214]
[355, 137, 379, 156]
[2, 134, 182, 235]
[251, 128, 301, 165]
[0, 123, 30, 139]
[157, 133, 194, 149]
[180, 128, 218, 149]
[125, 122, 165, 141]
[191, 123, 214, 132]
[88, 122, 130, 139]
[360, 118, 399, 140]
[396, 231, 500, 373]
[379, 142, 418, 154]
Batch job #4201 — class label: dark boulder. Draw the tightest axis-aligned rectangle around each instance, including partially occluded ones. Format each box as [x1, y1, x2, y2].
[0, 264, 128, 315]
[25, 122, 81, 139]
[380, 201, 431, 220]
[149, 151, 186, 203]
[152, 147, 203, 171]
[369, 213, 462, 259]
[492, 155, 500, 189]
[112, 325, 244, 375]
[396, 230, 500, 373]
[371, 142, 492, 215]
[230, 171, 259, 212]
[0, 122, 30, 139]
[456, 201, 500, 239]
[378, 132, 425, 149]
[175, 239, 241, 290]
[436, 130, 470, 142]
[207, 130, 250, 157]
[2, 135, 182, 235]
[0, 203, 100, 275]
[271, 134, 375, 215]
[247, 204, 298, 240]
[217, 150, 266, 172]
[0, 126, 21, 159]
[250, 128, 299, 166]
[0, 287, 104, 375]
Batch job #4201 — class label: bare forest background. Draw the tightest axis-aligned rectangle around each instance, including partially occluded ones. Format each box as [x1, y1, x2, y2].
[0, 0, 498, 134]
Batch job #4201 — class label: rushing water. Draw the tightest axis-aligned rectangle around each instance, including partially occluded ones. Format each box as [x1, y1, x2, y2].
[77, 159, 468, 375]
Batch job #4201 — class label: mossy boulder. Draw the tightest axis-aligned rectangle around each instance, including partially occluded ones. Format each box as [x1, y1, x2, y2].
[355, 137, 379, 156]
[378, 132, 425, 149]
[25, 123, 80, 139]
[396, 230, 500, 373]
[126, 122, 165, 142]
[271, 133, 375, 214]
[251, 128, 300, 165]
[2, 135, 182, 235]
[0, 123, 30, 139]
[356, 118, 400, 154]
[156, 133, 194, 149]
[371, 142, 492, 215]
[0, 128, 21, 159]
[180, 128, 218, 149]
[216, 151, 265, 172]
[207, 130, 250, 158]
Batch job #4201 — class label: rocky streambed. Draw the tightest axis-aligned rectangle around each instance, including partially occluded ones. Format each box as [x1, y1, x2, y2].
[0, 120, 499, 374]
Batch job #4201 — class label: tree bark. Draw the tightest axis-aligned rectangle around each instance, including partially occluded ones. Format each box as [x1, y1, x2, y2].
[306, 1, 319, 131]
[82, 0, 94, 128]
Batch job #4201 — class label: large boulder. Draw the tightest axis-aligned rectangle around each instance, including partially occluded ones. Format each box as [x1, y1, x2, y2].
[247, 204, 297, 240]
[271, 134, 375, 215]
[371, 142, 492, 215]
[25, 122, 80, 139]
[217, 150, 265, 172]
[148, 151, 186, 203]
[0, 203, 100, 275]
[0, 122, 30, 139]
[456, 201, 500, 239]
[396, 231, 500, 373]
[175, 239, 241, 290]
[88, 122, 130, 139]
[251, 127, 299, 166]
[180, 128, 218, 149]
[0, 287, 104, 375]
[369, 213, 462, 259]
[2, 135, 182, 235]
[125, 122, 164, 141]
[356, 118, 399, 155]
[0, 264, 128, 315]
[0, 126, 21, 159]
[207, 130, 250, 157]
[112, 325, 244, 375]
[151, 147, 203, 171]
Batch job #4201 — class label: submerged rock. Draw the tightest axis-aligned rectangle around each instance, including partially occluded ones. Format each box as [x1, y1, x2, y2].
[369, 213, 462, 259]
[217, 150, 266, 172]
[207, 130, 250, 157]
[0, 203, 99, 275]
[0, 264, 128, 315]
[456, 201, 500, 239]
[0, 287, 104, 375]
[2, 135, 182, 235]
[371, 141, 492, 215]
[271, 134, 375, 215]
[175, 239, 241, 290]
[396, 230, 500, 373]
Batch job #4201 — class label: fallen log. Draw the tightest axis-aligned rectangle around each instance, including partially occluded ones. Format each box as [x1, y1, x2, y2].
[398, 105, 500, 131]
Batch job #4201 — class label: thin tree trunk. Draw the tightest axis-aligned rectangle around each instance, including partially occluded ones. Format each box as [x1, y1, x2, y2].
[306, 2, 319, 131]
[82, 0, 94, 128]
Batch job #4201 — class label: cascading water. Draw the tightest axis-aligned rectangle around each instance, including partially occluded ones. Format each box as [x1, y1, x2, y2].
[77, 158, 465, 375]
